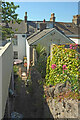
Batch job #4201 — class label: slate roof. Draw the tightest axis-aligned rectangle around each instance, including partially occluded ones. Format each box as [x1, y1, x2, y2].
[2, 19, 80, 37]
[27, 28, 56, 45]
[55, 22, 80, 36]
[27, 27, 75, 45]
[9, 21, 80, 35]
[8, 20, 27, 34]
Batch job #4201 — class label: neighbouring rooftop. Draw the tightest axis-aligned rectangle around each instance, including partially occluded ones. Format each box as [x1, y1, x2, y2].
[0, 42, 11, 56]
[27, 28, 55, 45]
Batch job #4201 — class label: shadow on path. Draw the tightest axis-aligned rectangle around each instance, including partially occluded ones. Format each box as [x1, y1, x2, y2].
[14, 66, 53, 118]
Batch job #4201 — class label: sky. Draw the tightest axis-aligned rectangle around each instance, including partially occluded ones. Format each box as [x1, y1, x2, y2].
[14, 2, 79, 22]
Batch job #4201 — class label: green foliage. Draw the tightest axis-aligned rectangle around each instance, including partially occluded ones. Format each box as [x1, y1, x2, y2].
[2, 2, 20, 23]
[36, 43, 47, 59]
[45, 44, 79, 93]
[2, 26, 14, 40]
[13, 65, 19, 74]
[1, 2, 22, 40]
[45, 56, 50, 84]
[35, 44, 47, 78]
[36, 55, 47, 78]
[27, 71, 31, 81]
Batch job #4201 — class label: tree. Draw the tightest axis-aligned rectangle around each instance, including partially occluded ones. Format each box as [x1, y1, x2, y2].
[1, 2, 22, 40]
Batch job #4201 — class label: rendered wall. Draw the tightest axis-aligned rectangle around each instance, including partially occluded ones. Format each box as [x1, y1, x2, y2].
[26, 39, 30, 71]
[0, 56, 2, 120]
[0, 42, 13, 119]
[31, 29, 73, 55]
[13, 34, 26, 60]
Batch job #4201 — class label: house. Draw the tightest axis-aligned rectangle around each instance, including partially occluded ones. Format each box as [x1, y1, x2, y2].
[6, 12, 55, 61]
[9, 18, 27, 61]
[26, 13, 80, 45]
[26, 24, 74, 71]
[54, 15, 80, 44]
[9, 12, 55, 61]
[0, 41, 13, 119]
[8, 12, 80, 70]
[26, 13, 80, 71]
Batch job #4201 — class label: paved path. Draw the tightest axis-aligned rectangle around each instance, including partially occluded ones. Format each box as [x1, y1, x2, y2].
[14, 66, 53, 118]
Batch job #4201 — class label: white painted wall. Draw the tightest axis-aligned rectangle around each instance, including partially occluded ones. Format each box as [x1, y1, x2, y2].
[0, 56, 2, 120]
[0, 42, 13, 119]
[70, 38, 80, 44]
[13, 34, 27, 60]
[26, 39, 30, 72]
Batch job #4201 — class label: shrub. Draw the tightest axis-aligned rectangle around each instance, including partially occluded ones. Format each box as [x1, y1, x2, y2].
[35, 43, 47, 59]
[35, 44, 47, 78]
[45, 56, 50, 84]
[36, 55, 47, 78]
[45, 44, 79, 93]
[13, 65, 19, 74]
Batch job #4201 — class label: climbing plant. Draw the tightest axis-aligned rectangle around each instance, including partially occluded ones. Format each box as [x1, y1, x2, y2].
[45, 44, 80, 93]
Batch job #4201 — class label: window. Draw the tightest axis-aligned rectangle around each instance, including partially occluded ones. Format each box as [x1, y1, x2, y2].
[22, 35, 25, 37]
[12, 35, 18, 45]
[14, 51, 18, 59]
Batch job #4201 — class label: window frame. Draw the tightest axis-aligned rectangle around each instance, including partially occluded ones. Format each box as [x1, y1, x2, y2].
[14, 51, 18, 59]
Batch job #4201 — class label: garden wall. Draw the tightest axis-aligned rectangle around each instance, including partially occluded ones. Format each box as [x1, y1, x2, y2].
[44, 86, 79, 119]
[45, 44, 80, 119]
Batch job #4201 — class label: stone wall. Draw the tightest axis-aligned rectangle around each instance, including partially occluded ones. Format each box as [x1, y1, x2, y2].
[44, 83, 79, 119]
[47, 98, 78, 119]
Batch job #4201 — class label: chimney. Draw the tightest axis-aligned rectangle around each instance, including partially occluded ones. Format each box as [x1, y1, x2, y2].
[40, 23, 46, 31]
[24, 12, 29, 33]
[43, 19, 45, 23]
[50, 13, 55, 23]
[24, 12, 27, 23]
[72, 15, 80, 26]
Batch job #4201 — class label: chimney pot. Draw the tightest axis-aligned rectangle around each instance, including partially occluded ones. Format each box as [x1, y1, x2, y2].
[25, 12, 27, 16]
[43, 19, 45, 23]
[50, 13, 55, 23]
[24, 12, 27, 23]
[72, 15, 80, 25]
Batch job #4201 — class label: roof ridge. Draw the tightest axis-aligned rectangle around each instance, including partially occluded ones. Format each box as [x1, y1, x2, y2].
[28, 28, 55, 45]
[27, 30, 40, 40]
[27, 28, 54, 40]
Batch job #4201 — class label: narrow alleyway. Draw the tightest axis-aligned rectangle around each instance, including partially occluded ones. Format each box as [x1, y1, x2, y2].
[14, 66, 53, 118]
